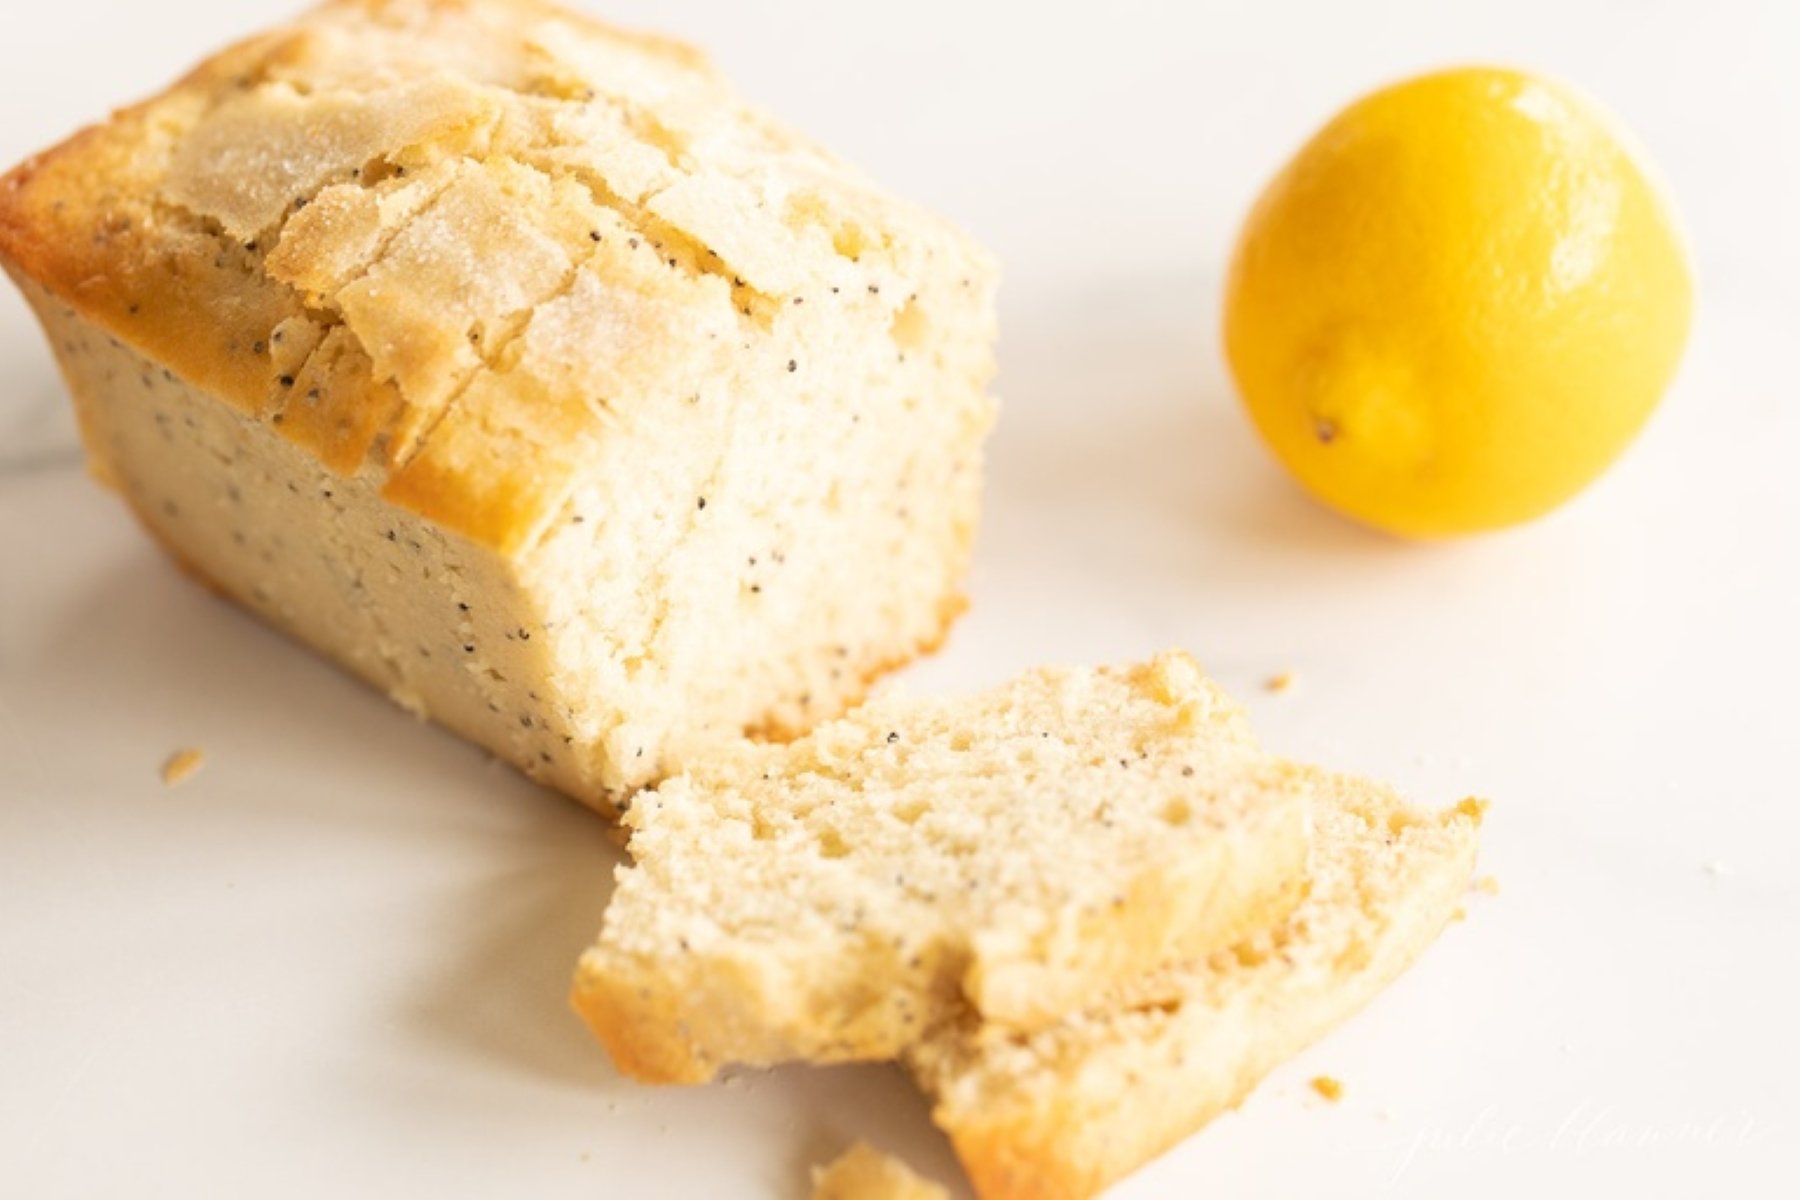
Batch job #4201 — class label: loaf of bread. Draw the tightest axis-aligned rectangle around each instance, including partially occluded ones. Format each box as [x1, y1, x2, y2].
[812, 1143, 948, 1200]
[0, 0, 997, 814]
[904, 771, 1483, 1200]
[572, 654, 1310, 1082]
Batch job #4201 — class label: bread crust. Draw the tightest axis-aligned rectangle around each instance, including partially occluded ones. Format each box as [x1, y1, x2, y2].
[0, 0, 996, 560]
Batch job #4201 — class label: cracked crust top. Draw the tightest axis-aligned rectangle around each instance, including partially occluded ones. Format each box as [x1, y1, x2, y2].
[0, 0, 994, 556]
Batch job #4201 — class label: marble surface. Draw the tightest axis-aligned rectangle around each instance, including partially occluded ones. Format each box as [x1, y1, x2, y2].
[2, 1, 1797, 1196]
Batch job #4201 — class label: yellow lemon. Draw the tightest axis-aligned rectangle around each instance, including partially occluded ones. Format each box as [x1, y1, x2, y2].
[1223, 67, 1693, 537]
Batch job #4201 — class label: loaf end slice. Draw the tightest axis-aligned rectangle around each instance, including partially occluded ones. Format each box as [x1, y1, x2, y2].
[905, 771, 1483, 1200]
[572, 653, 1310, 1082]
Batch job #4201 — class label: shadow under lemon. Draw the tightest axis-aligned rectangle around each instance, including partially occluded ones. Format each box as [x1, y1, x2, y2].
[984, 266, 1422, 578]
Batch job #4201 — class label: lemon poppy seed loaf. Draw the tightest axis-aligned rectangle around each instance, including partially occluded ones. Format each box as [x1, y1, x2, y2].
[0, 0, 998, 813]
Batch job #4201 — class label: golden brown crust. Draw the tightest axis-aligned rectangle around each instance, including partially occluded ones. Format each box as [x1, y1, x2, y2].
[0, 0, 995, 559]
[0, 93, 305, 411]
[568, 964, 714, 1084]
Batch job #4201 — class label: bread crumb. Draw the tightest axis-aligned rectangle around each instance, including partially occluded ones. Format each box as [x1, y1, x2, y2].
[1449, 905, 1467, 922]
[160, 748, 205, 786]
[1310, 1075, 1345, 1103]
[1454, 797, 1490, 824]
[1473, 874, 1500, 896]
[812, 1142, 946, 1200]
[1265, 671, 1296, 694]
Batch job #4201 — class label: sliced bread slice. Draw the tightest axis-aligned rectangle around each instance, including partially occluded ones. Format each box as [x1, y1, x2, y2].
[904, 770, 1483, 1200]
[571, 653, 1311, 1082]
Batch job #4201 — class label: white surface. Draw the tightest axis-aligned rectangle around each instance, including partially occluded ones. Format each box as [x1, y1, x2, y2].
[2, 0, 1797, 1195]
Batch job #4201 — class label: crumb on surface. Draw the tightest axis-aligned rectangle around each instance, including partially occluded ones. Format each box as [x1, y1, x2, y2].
[1473, 874, 1500, 896]
[1265, 671, 1296, 694]
[1454, 797, 1490, 824]
[811, 1141, 947, 1200]
[1310, 1075, 1345, 1103]
[160, 748, 205, 786]
[1449, 905, 1467, 922]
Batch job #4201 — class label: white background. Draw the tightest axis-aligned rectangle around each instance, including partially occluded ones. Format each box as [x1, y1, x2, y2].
[2, 1, 1797, 1196]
